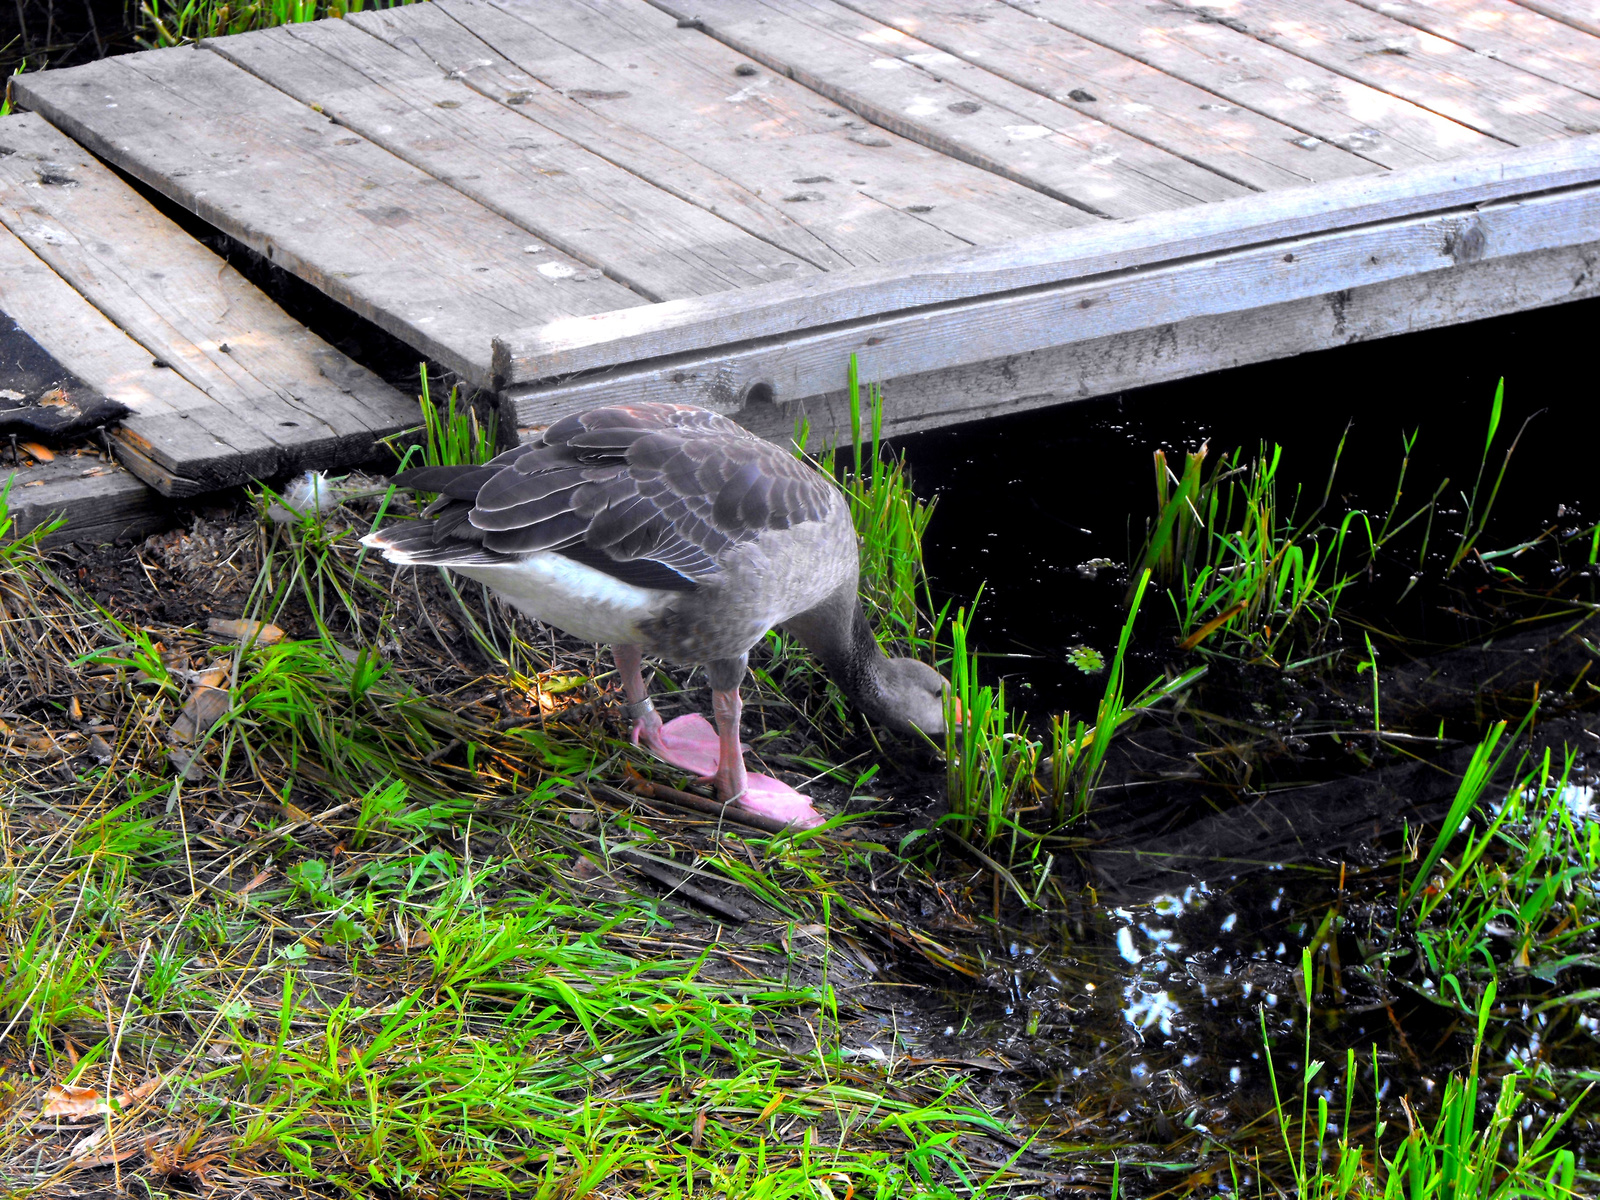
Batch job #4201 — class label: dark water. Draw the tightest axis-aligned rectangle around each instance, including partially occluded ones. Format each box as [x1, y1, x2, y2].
[888, 298, 1600, 1188]
[897, 294, 1600, 718]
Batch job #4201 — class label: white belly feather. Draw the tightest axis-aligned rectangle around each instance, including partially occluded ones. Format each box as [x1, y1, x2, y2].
[449, 554, 673, 645]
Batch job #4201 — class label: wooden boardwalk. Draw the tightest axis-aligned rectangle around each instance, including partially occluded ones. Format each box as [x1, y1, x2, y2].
[12, 0, 1600, 450]
[0, 113, 417, 540]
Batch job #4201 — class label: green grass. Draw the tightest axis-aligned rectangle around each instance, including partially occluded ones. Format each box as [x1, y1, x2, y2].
[139, 0, 415, 47]
[1255, 951, 1584, 1199]
[0, 377, 1040, 1197]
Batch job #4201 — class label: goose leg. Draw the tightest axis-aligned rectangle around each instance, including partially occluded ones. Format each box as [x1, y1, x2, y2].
[615, 644, 724, 778]
[704, 658, 823, 828]
[613, 644, 663, 747]
[708, 684, 749, 802]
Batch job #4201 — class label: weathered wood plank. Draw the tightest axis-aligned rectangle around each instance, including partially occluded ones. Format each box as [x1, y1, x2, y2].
[519, 237, 1600, 446]
[640, 0, 1251, 214]
[502, 179, 1600, 424]
[4, 449, 167, 547]
[1345, 0, 1600, 101]
[755, 241, 1600, 443]
[835, 0, 1377, 188]
[1519, 1, 1600, 39]
[0, 221, 251, 497]
[0, 112, 417, 493]
[1161, 0, 1600, 145]
[13, 45, 647, 387]
[205, 21, 819, 300]
[997, 0, 1499, 167]
[349, 1, 943, 269]
[494, 131, 1600, 382]
[357, 0, 1091, 265]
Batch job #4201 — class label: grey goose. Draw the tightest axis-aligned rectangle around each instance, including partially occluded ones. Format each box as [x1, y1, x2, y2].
[362, 402, 947, 827]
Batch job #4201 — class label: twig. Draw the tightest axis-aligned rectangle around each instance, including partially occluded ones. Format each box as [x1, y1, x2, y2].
[621, 776, 813, 837]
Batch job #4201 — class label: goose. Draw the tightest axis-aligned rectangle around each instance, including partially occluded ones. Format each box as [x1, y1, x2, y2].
[361, 402, 948, 827]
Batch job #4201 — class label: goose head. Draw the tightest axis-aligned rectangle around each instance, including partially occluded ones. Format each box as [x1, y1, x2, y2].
[869, 656, 952, 738]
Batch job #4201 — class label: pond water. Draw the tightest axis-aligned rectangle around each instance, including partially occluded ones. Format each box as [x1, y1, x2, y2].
[887, 296, 1600, 1191]
[899, 294, 1600, 718]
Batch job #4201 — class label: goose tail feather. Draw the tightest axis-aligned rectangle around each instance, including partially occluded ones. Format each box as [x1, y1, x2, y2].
[359, 525, 504, 567]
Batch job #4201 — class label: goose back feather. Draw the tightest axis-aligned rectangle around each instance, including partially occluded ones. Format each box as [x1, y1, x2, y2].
[364, 403, 854, 661]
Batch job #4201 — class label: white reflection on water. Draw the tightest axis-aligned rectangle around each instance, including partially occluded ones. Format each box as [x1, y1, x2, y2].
[1558, 783, 1596, 821]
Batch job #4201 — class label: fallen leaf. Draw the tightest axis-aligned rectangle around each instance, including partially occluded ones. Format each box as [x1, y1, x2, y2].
[23, 734, 60, 759]
[39, 1073, 166, 1122]
[123, 1074, 166, 1108]
[237, 868, 273, 897]
[170, 684, 230, 743]
[40, 1084, 109, 1121]
[69, 1128, 106, 1158]
[206, 618, 285, 645]
[21, 441, 54, 462]
[72, 1142, 143, 1170]
[86, 734, 114, 764]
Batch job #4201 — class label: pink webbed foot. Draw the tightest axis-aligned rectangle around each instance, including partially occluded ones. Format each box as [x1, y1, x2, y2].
[637, 712, 723, 779]
[732, 773, 827, 829]
[638, 714, 826, 829]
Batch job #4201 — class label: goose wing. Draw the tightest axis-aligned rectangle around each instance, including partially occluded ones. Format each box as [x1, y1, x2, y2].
[376, 403, 839, 591]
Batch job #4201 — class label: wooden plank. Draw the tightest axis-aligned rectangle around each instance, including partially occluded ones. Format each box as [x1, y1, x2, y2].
[348, 1, 948, 268]
[1519, 1, 1600, 39]
[998, 0, 1500, 167]
[13, 45, 648, 387]
[502, 178, 1600, 424]
[0, 223, 250, 497]
[354, 0, 1091, 266]
[0, 112, 418, 493]
[4, 449, 167, 547]
[520, 236, 1600, 445]
[1344, 0, 1600, 100]
[206, 21, 820, 300]
[639, 0, 1253, 214]
[494, 131, 1600, 382]
[834, 0, 1378, 189]
[1160, 0, 1600, 145]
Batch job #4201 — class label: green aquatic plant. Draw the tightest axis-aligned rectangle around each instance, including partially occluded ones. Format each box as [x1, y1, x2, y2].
[1258, 954, 1584, 1199]
[944, 570, 1201, 846]
[1138, 436, 1382, 664]
[1138, 383, 1525, 663]
[943, 602, 1035, 848]
[1404, 737, 1600, 1012]
[1450, 378, 1531, 573]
